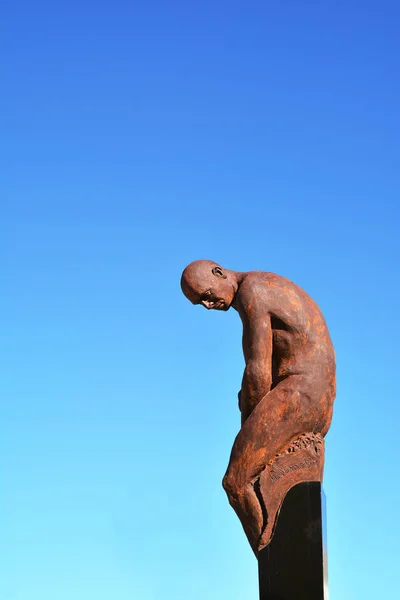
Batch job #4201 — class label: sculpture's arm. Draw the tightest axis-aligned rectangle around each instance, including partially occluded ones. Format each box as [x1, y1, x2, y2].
[239, 303, 273, 420]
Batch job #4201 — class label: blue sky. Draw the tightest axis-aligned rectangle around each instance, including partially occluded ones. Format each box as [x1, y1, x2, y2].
[2, 1, 399, 599]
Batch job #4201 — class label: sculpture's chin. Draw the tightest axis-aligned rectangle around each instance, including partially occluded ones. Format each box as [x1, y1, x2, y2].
[213, 301, 229, 311]
[217, 303, 230, 311]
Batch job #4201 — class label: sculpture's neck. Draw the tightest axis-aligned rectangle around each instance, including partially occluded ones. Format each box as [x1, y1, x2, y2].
[230, 271, 247, 310]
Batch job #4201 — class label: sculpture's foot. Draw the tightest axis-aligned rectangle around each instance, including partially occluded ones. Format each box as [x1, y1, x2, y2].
[256, 432, 325, 552]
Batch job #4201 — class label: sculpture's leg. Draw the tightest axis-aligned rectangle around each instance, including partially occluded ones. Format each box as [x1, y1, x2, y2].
[222, 375, 332, 554]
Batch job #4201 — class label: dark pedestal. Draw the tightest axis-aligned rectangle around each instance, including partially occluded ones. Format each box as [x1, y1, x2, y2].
[258, 482, 328, 600]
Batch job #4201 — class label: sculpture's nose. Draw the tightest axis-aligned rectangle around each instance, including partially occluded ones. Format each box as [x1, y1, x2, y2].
[201, 300, 213, 310]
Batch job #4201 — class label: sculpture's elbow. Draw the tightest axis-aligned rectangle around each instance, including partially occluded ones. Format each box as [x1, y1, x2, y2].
[243, 359, 272, 398]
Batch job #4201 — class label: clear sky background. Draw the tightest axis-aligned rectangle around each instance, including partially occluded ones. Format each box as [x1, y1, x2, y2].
[2, 1, 400, 599]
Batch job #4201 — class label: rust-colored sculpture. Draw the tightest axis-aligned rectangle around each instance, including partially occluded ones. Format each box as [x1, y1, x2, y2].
[181, 260, 336, 555]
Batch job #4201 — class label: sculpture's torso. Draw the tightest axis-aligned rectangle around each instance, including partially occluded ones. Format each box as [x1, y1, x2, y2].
[236, 272, 336, 427]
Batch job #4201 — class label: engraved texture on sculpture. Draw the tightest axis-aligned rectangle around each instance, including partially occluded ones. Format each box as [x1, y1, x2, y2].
[181, 260, 336, 554]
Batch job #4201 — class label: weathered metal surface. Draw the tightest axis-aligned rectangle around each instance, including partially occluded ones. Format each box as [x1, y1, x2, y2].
[181, 260, 335, 554]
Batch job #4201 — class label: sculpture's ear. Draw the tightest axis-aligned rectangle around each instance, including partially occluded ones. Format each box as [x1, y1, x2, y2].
[212, 266, 227, 279]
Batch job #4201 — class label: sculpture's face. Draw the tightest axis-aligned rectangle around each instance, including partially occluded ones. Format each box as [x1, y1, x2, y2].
[181, 261, 236, 311]
[189, 280, 233, 311]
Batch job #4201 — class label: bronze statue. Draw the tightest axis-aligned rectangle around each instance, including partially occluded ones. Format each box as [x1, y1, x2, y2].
[181, 260, 336, 555]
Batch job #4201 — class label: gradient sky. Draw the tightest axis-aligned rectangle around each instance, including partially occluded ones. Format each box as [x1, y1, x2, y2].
[2, 2, 400, 599]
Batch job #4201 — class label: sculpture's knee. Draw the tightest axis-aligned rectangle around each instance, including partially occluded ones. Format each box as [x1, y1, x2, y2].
[222, 471, 233, 496]
[222, 470, 243, 507]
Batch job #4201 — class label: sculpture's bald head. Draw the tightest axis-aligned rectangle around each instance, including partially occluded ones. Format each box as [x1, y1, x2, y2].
[181, 260, 238, 311]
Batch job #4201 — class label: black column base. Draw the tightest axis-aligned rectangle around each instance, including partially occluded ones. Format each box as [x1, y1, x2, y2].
[258, 482, 328, 600]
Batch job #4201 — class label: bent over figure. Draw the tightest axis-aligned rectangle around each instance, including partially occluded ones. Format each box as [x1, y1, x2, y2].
[181, 260, 336, 554]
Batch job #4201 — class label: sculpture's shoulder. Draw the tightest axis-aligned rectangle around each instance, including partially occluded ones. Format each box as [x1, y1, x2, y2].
[236, 272, 281, 313]
[238, 271, 292, 298]
[236, 271, 315, 318]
